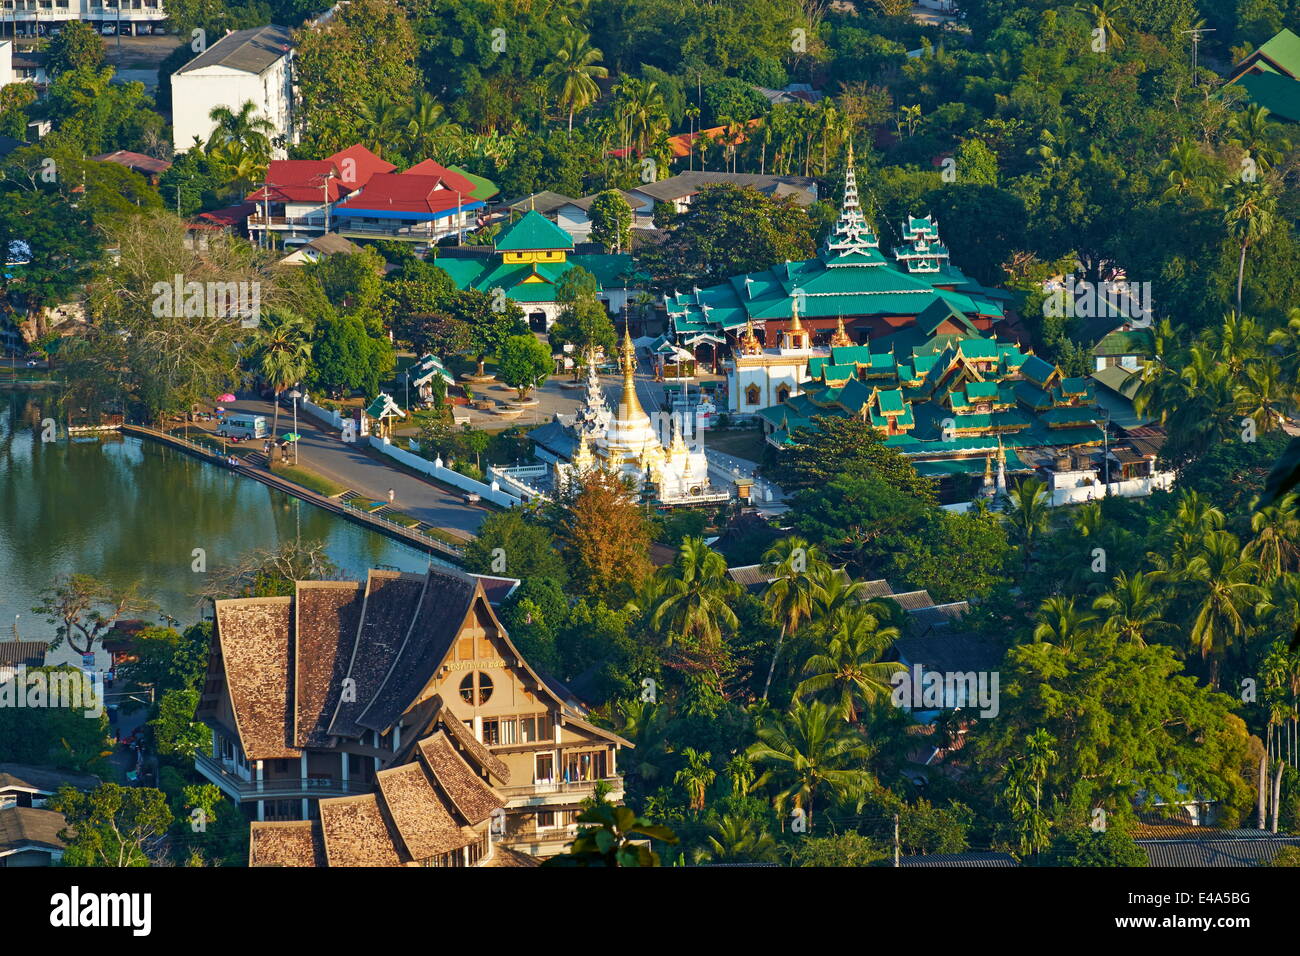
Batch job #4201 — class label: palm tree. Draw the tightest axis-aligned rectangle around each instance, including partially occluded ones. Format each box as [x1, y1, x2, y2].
[360, 95, 407, 160]
[1182, 531, 1266, 686]
[207, 101, 276, 164]
[1237, 358, 1288, 436]
[1223, 178, 1278, 313]
[1157, 138, 1213, 203]
[747, 699, 875, 830]
[1229, 103, 1290, 175]
[544, 31, 608, 132]
[255, 309, 311, 441]
[1267, 307, 1300, 394]
[795, 606, 900, 720]
[1246, 494, 1300, 584]
[400, 91, 460, 160]
[673, 748, 715, 812]
[1078, 0, 1128, 52]
[760, 537, 828, 699]
[613, 699, 671, 792]
[1093, 571, 1170, 645]
[1032, 595, 1096, 651]
[694, 814, 779, 864]
[208, 140, 264, 200]
[650, 537, 739, 645]
[1006, 477, 1052, 574]
[685, 104, 701, 172]
[612, 77, 669, 158]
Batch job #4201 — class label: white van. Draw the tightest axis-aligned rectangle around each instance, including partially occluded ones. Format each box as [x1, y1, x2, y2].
[217, 414, 268, 439]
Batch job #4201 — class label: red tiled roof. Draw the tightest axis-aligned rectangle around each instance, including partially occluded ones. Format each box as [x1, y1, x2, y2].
[333, 172, 471, 217]
[197, 202, 257, 228]
[92, 150, 172, 176]
[327, 144, 396, 190]
[247, 160, 351, 203]
[403, 159, 476, 195]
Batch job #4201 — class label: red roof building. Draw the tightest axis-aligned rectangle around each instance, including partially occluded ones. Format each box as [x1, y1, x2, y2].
[329, 144, 397, 190]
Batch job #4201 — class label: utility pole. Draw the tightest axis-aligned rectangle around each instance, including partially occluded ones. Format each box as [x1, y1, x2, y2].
[1180, 27, 1214, 79]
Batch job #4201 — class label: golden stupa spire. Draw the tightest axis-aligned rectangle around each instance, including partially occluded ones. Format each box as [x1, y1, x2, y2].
[616, 315, 647, 423]
[790, 294, 803, 332]
[847, 139, 855, 167]
[830, 314, 851, 348]
[740, 315, 762, 355]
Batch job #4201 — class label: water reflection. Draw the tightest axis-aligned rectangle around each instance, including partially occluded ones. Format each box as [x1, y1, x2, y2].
[0, 391, 440, 632]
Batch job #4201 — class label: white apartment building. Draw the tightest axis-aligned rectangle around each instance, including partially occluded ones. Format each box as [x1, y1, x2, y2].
[0, 0, 167, 37]
[170, 23, 296, 157]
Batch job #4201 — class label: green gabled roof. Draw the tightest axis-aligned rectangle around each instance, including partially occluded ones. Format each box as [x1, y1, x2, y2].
[1040, 405, 1102, 426]
[1095, 328, 1156, 356]
[821, 364, 858, 382]
[495, 209, 574, 251]
[1015, 381, 1051, 409]
[957, 338, 999, 359]
[918, 297, 979, 336]
[570, 253, 640, 288]
[1251, 28, 1300, 78]
[966, 381, 998, 400]
[1019, 354, 1058, 387]
[876, 388, 907, 414]
[1238, 69, 1300, 121]
[807, 357, 831, 377]
[447, 166, 499, 202]
[1060, 376, 1090, 396]
[830, 345, 874, 366]
[1092, 365, 1141, 399]
[913, 457, 994, 477]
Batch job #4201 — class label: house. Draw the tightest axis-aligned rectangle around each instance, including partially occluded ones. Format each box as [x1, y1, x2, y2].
[9, 49, 48, 86]
[0, 640, 47, 684]
[331, 162, 487, 245]
[1136, 828, 1300, 867]
[0, 807, 68, 867]
[435, 210, 643, 331]
[754, 82, 825, 106]
[554, 191, 648, 244]
[628, 170, 818, 227]
[170, 24, 296, 157]
[405, 353, 456, 405]
[92, 150, 173, 185]
[279, 233, 363, 266]
[1226, 29, 1300, 123]
[0, 764, 100, 810]
[196, 567, 630, 862]
[246, 145, 392, 245]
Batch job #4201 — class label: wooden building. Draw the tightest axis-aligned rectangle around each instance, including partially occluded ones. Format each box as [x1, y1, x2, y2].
[195, 567, 628, 865]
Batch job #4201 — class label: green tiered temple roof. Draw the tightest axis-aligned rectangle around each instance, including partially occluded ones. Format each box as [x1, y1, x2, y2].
[664, 153, 1011, 336]
[435, 209, 643, 306]
[758, 329, 1106, 477]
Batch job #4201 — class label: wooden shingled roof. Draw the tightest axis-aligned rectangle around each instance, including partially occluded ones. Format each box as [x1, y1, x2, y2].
[375, 761, 479, 861]
[249, 820, 327, 867]
[213, 597, 299, 761]
[319, 794, 408, 867]
[417, 731, 504, 825]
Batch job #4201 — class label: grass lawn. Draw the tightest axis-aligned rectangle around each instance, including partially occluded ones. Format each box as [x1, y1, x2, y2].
[705, 426, 767, 463]
[274, 463, 348, 498]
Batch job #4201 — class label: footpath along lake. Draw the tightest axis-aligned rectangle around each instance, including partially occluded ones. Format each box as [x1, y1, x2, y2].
[0, 391, 440, 633]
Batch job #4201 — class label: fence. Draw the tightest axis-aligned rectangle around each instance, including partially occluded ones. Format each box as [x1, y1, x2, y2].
[367, 435, 521, 508]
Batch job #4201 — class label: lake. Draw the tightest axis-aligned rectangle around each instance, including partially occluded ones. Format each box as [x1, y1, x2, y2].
[0, 391, 439, 635]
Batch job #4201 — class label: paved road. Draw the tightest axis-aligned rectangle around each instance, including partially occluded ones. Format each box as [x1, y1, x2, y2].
[219, 395, 487, 537]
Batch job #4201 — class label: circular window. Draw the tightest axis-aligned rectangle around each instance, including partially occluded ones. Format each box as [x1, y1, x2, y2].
[459, 672, 494, 705]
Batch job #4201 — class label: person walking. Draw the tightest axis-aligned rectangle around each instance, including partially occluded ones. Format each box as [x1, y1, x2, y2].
[388, 488, 395, 504]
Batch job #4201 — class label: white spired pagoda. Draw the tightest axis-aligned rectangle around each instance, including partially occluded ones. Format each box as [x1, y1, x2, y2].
[559, 324, 714, 504]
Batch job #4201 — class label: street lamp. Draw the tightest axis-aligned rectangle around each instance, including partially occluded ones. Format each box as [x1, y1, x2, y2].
[288, 387, 301, 465]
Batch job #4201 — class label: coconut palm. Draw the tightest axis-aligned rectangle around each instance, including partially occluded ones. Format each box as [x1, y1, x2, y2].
[1223, 178, 1278, 313]
[1229, 103, 1290, 175]
[650, 537, 739, 646]
[360, 95, 408, 160]
[1157, 138, 1213, 203]
[673, 748, 716, 812]
[613, 699, 671, 792]
[760, 537, 828, 699]
[1093, 571, 1170, 645]
[694, 814, 778, 864]
[1182, 531, 1266, 686]
[1006, 477, 1052, 574]
[1246, 494, 1300, 584]
[254, 309, 312, 441]
[1077, 0, 1128, 52]
[1237, 358, 1288, 435]
[1032, 595, 1097, 651]
[544, 31, 608, 132]
[747, 699, 875, 830]
[208, 140, 264, 200]
[795, 606, 901, 720]
[401, 91, 460, 160]
[207, 101, 276, 164]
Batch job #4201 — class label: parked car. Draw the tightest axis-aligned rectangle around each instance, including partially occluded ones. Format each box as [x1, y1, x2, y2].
[101, 25, 116, 36]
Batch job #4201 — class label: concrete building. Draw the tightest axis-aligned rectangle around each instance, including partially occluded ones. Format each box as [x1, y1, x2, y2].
[0, 0, 167, 39]
[170, 24, 296, 157]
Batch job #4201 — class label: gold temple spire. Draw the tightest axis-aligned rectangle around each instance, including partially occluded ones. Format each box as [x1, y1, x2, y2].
[740, 315, 762, 354]
[616, 316, 647, 423]
[830, 314, 851, 348]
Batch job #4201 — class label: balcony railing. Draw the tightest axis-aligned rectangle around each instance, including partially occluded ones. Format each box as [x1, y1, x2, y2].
[194, 753, 374, 799]
[497, 776, 624, 799]
[247, 215, 327, 230]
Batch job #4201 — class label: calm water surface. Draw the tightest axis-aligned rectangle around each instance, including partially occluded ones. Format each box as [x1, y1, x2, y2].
[0, 391, 438, 634]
